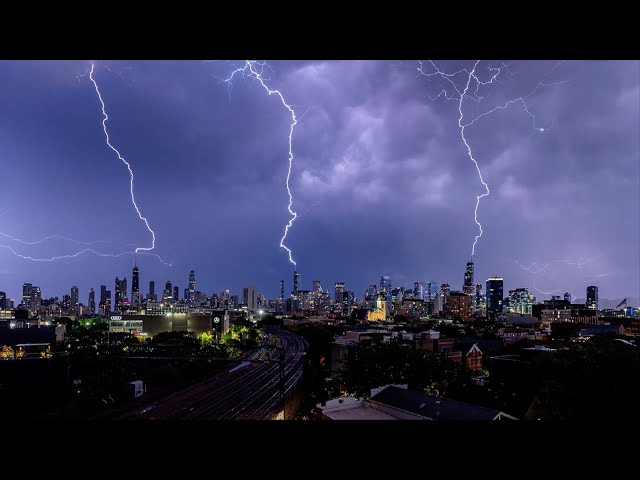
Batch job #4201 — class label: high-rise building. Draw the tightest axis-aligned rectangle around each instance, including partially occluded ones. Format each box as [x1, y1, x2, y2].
[22, 283, 33, 309]
[445, 291, 473, 321]
[71, 286, 79, 311]
[188, 270, 196, 305]
[62, 294, 71, 311]
[148, 281, 156, 301]
[380, 275, 391, 294]
[475, 283, 484, 313]
[243, 286, 258, 312]
[132, 263, 140, 304]
[463, 260, 474, 290]
[0, 291, 6, 310]
[280, 280, 285, 300]
[293, 271, 301, 295]
[586, 286, 598, 310]
[32, 286, 41, 308]
[335, 282, 345, 303]
[564, 292, 572, 304]
[313, 280, 322, 294]
[173, 286, 179, 302]
[100, 285, 110, 314]
[507, 288, 535, 315]
[486, 277, 504, 317]
[463, 260, 475, 307]
[163, 281, 173, 302]
[88, 288, 96, 315]
[414, 282, 423, 300]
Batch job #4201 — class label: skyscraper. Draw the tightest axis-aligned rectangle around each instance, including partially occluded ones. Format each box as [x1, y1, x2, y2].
[131, 261, 140, 305]
[88, 288, 95, 315]
[132, 263, 140, 304]
[163, 281, 173, 302]
[380, 275, 391, 294]
[586, 286, 598, 310]
[313, 280, 322, 294]
[413, 282, 423, 300]
[71, 286, 79, 311]
[173, 286, 179, 302]
[0, 291, 6, 310]
[463, 260, 475, 304]
[114, 277, 121, 307]
[293, 271, 301, 294]
[564, 292, 572, 304]
[335, 282, 345, 304]
[188, 270, 196, 305]
[22, 283, 33, 309]
[280, 280, 285, 300]
[149, 281, 156, 301]
[243, 286, 258, 312]
[100, 285, 110, 314]
[32, 286, 41, 308]
[486, 277, 504, 317]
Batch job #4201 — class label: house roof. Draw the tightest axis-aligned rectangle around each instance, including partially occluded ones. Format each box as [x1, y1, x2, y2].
[370, 385, 509, 421]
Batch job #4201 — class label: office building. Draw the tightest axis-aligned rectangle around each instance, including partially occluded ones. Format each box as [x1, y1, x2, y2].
[486, 277, 504, 317]
[463, 260, 475, 295]
[173, 286, 179, 302]
[586, 286, 598, 310]
[132, 263, 140, 304]
[163, 281, 173, 302]
[506, 288, 535, 315]
[0, 291, 6, 310]
[88, 288, 95, 315]
[71, 286, 79, 312]
[22, 283, 33, 309]
[564, 292, 571, 304]
[188, 270, 196, 305]
[293, 271, 301, 295]
[243, 286, 258, 312]
[280, 280, 285, 300]
[335, 282, 345, 304]
[148, 281, 156, 302]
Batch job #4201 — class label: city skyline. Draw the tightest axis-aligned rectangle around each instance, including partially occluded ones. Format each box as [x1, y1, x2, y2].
[0, 60, 638, 302]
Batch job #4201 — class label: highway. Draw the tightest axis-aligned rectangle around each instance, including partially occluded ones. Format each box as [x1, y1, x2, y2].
[127, 327, 307, 420]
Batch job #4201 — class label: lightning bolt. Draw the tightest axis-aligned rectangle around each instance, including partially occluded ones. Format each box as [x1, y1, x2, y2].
[418, 60, 567, 256]
[218, 60, 300, 266]
[88, 62, 156, 255]
[0, 63, 171, 267]
[0, 244, 171, 265]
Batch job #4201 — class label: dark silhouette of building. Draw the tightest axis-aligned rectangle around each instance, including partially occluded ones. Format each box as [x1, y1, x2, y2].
[148, 281, 156, 301]
[486, 277, 504, 317]
[132, 262, 140, 304]
[70, 286, 79, 312]
[280, 280, 285, 300]
[586, 285, 598, 310]
[0, 291, 6, 310]
[173, 286, 179, 302]
[293, 271, 301, 294]
[88, 288, 95, 315]
[564, 292, 572, 304]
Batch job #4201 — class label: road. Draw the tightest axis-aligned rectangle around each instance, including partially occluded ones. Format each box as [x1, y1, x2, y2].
[126, 327, 307, 420]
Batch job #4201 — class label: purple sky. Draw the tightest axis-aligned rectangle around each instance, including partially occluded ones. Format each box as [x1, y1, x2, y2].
[0, 60, 638, 304]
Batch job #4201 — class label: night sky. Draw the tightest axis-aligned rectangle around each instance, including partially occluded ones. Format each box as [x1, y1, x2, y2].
[0, 60, 638, 304]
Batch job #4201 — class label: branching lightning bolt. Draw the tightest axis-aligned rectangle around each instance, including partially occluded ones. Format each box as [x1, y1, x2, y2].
[219, 60, 299, 266]
[88, 63, 156, 255]
[418, 60, 567, 256]
[0, 63, 171, 267]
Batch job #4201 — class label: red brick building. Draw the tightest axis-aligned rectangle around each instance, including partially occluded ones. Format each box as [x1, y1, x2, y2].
[445, 292, 473, 322]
